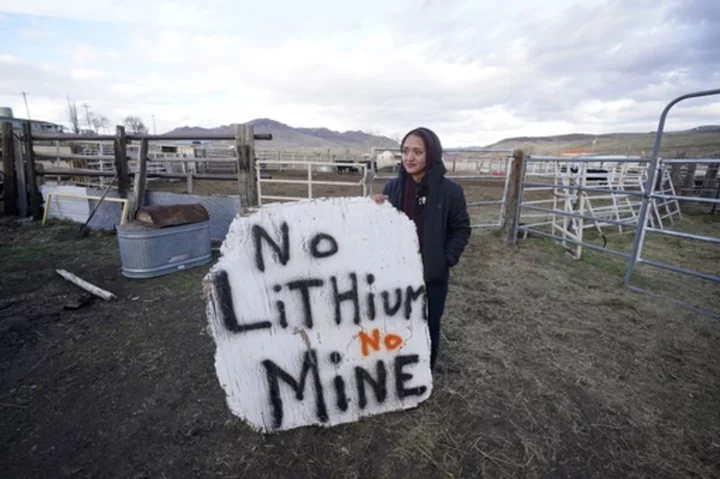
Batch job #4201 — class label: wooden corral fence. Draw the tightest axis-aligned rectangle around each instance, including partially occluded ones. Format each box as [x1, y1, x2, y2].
[1, 121, 272, 220]
[2, 119, 527, 236]
[1, 121, 42, 218]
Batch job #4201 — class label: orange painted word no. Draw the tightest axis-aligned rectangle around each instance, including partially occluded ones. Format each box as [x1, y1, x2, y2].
[358, 328, 403, 357]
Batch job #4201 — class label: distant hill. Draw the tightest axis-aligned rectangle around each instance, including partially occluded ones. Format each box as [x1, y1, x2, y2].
[163, 119, 398, 150]
[483, 126, 720, 157]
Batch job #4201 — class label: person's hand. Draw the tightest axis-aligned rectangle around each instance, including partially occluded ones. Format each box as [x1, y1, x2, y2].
[372, 194, 388, 205]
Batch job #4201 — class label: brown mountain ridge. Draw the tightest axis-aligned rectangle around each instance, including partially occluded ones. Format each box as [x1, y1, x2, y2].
[163, 118, 399, 149]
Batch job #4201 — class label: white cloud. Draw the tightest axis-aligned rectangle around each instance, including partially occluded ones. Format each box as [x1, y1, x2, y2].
[68, 44, 120, 63]
[0, 54, 19, 63]
[0, 0, 221, 28]
[18, 27, 49, 39]
[1, 0, 719, 146]
[70, 69, 106, 80]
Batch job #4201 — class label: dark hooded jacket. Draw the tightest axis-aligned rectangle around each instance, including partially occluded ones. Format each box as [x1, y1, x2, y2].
[383, 127, 471, 283]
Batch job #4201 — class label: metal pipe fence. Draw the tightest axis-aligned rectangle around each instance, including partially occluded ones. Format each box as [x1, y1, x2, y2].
[622, 88, 720, 306]
[510, 88, 720, 319]
[255, 159, 368, 205]
[368, 148, 515, 230]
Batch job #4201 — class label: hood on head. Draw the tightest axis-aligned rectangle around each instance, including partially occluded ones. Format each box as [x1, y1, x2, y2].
[398, 127, 446, 181]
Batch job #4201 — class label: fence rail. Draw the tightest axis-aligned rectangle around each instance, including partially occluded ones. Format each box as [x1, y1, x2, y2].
[255, 159, 368, 205]
[30, 133, 272, 142]
[1, 121, 272, 219]
[368, 148, 516, 229]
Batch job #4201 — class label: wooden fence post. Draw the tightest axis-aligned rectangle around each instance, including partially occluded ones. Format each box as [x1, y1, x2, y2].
[22, 121, 41, 219]
[114, 125, 130, 196]
[670, 164, 684, 195]
[1, 121, 18, 216]
[13, 134, 28, 217]
[701, 162, 719, 198]
[680, 159, 696, 194]
[501, 149, 525, 244]
[235, 123, 258, 208]
[128, 138, 148, 221]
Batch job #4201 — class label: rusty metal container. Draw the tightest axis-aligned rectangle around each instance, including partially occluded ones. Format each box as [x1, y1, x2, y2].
[135, 203, 210, 228]
[116, 212, 212, 279]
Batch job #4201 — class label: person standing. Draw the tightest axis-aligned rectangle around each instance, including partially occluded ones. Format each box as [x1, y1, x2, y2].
[373, 127, 471, 370]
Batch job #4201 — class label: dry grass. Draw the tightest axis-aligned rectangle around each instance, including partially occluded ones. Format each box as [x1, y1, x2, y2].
[1, 172, 719, 478]
[492, 130, 720, 157]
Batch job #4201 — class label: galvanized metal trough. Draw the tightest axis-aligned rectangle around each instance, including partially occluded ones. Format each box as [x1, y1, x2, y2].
[116, 204, 212, 279]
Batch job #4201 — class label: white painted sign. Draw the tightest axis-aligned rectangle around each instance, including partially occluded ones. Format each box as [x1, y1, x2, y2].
[203, 197, 432, 433]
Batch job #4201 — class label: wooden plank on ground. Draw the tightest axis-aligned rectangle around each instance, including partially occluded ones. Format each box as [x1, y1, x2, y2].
[56, 269, 117, 301]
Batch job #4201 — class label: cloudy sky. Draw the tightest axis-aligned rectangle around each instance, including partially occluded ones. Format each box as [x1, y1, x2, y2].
[0, 0, 719, 146]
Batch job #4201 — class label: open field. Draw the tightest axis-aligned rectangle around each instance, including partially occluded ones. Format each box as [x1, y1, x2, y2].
[2, 171, 720, 478]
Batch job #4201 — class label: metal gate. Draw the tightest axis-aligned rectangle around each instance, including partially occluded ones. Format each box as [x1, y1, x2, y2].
[622, 88, 720, 317]
[511, 88, 720, 318]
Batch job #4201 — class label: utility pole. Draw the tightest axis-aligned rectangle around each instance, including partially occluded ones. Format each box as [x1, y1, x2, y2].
[21, 91, 31, 119]
[152, 114, 157, 135]
[82, 102, 92, 130]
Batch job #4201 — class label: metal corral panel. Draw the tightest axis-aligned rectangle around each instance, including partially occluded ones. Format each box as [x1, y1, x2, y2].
[41, 185, 91, 223]
[116, 220, 212, 279]
[86, 186, 126, 230]
[41, 185, 241, 241]
[42, 184, 126, 230]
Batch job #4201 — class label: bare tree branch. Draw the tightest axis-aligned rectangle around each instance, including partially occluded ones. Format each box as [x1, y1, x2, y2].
[124, 116, 149, 135]
[67, 96, 80, 134]
[91, 115, 110, 134]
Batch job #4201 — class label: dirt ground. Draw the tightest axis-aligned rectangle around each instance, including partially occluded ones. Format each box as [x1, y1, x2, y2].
[2, 172, 720, 478]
